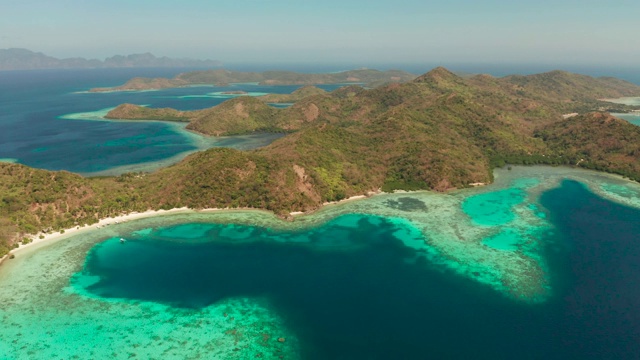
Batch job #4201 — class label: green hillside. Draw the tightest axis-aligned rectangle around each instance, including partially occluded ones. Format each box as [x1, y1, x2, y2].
[105, 103, 191, 122]
[186, 97, 282, 136]
[2, 67, 640, 257]
[259, 85, 327, 103]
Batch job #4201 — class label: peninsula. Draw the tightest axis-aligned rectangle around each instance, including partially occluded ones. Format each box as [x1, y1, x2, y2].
[1, 67, 640, 258]
[103, 85, 330, 133]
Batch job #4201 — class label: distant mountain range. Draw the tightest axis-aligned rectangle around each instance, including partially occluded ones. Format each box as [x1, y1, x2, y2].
[0, 48, 222, 70]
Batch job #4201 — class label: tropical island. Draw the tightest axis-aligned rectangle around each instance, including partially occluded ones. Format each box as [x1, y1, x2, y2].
[88, 69, 418, 92]
[1, 67, 640, 261]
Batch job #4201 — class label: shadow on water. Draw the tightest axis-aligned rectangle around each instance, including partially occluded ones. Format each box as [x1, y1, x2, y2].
[76, 181, 640, 359]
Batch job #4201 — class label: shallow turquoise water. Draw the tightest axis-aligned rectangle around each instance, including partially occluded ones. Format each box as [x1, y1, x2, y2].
[462, 187, 526, 225]
[461, 178, 538, 226]
[615, 113, 640, 126]
[482, 227, 524, 250]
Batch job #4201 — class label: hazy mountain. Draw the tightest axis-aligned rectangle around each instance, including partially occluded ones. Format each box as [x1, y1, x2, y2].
[0, 48, 222, 70]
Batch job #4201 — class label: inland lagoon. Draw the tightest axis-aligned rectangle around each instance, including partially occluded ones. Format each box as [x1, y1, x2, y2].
[1, 166, 639, 359]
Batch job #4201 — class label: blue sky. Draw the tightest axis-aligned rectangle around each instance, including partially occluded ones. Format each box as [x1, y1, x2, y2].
[0, 0, 638, 66]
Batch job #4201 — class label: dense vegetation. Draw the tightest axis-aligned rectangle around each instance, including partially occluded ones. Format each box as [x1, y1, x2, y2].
[185, 97, 284, 136]
[2, 67, 640, 257]
[90, 69, 417, 92]
[105, 103, 191, 122]
[259, 85, 327, 103]
[106, 98, 285, 136]
[535, 112, 640, 181]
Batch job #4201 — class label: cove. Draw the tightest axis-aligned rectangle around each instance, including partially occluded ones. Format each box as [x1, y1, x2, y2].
[73, 214, 559, 359]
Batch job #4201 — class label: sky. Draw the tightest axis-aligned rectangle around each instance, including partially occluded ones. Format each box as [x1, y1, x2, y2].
[0, 0, 638, 67]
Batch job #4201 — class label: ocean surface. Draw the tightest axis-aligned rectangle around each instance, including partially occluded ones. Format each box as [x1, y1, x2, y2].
[0, 68, 343, 175]
[1, 67, 640, 359]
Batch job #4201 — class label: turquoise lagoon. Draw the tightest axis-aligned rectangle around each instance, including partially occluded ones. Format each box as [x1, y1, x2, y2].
[2, 166, 640, 359]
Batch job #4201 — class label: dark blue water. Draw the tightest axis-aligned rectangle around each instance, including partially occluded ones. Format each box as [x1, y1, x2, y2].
[0, 69, 343, 174]
[75, 181, 640, 359]
[538, 180, 640, 359]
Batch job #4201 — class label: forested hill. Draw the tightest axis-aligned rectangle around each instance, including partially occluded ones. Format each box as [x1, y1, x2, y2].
[89, 69, 417, 92]
[0, 48, 222, 70]
[106, 67, 640, 137]
[1, 67, 640, 257]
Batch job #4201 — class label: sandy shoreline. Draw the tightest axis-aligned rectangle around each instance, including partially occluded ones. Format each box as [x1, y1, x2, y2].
[0, 194, 377, 266]
[0, 208, 174, 265]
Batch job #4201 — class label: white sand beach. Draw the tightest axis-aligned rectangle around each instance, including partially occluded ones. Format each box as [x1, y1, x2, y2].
[0, 192, 383, 265]
[0, 207, 200, 265]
